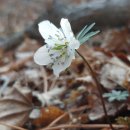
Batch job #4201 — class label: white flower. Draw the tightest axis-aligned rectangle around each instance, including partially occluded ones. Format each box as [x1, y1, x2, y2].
[34, 18, 80, 76]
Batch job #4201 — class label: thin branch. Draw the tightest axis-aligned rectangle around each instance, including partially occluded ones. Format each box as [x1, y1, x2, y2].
[48, 105, 90, 127]
[0, 122, 27, 130]
[40, 67, 48, 93]
[76, 49, 114, 130]
[48, 112, 68, 127]
[40, 124, 126, 130]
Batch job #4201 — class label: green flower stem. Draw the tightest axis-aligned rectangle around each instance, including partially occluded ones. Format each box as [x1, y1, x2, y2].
[76, 49, 114, 130]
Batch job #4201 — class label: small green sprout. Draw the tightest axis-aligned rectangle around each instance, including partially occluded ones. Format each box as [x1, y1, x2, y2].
[103, 90, 129, 102]
[76, 23, 100, 44]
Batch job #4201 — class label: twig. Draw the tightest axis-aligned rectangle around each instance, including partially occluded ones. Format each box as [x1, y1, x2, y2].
[48, 112, 68, 127]
[0, 122, 27, 130]
[76, 50, 114, 130]
[40, 124, 126, 130]
[48, 105, 90, 127]
[40, 67, 48, 93]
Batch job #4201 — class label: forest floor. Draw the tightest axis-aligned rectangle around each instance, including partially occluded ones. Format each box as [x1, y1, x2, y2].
[0, 0, 130, 130]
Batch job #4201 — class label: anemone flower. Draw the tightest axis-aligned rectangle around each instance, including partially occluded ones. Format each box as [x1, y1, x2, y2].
[34, 18, 99, 76]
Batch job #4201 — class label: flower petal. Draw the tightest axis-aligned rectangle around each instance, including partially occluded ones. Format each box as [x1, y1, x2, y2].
[45, 38, 64, 47]
[38, 20, 64, 40]
[52, 53, 74, 76]
[69, 39, 80, 49]
[60, 18, 74, 40]
[60, 18, 80, 49]
[34, 45, 52, 65]
[74, 40, 80, 49]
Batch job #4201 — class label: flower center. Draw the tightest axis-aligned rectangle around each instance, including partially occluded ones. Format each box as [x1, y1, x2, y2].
[52, 42, 68, 51]
[46, 41, 69, 64]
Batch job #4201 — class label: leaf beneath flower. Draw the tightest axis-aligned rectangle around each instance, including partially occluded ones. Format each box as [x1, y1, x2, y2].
[0, 87, 32, 130]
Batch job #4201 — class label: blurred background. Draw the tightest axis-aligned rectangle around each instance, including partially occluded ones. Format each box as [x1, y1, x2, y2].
[0, 1, 130, 129]
[0, 0, 130, 51]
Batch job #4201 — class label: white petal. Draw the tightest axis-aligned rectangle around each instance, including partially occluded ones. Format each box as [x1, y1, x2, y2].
[45, 38, 64, 47]
[34, 45, 52, 65]
[69, 39, 80, 50]
[38, 20, 64, 40]
[60, 18, 80, 49]
[52, 54, 74, 76]
[75, 40, 80, 49]
[60, 18, 74, 40]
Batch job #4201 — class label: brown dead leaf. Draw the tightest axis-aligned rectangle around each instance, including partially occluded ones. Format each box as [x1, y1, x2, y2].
[32, 106, 65, 127]
[0, 87, 32, 129]
[116, 53, 130, 66]
[101, 27, 130, 54]
[100, 57, 130, 90]
[70, 58, 85, 74]
[88, 101, 126, 121]
[0, 55, 32, 74]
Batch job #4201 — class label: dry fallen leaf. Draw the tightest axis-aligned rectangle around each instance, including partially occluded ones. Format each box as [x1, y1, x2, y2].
[100, 57, 130, 89]
[101, 28, 130, 54]
[88, 101, 126, 121]
[0, 55, 33, 74]
[33, 87, 65, 106]
[32, 106, 65, 127]
[0, 87, 32, 130]
[116, 116, 130, 127]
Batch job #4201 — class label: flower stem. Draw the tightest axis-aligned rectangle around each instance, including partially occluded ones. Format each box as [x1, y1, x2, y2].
[76, 50, 114, 130]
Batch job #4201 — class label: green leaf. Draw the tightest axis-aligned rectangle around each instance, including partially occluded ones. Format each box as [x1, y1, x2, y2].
[76, 23, 100, 44]
[103, 90, 129, 102]
[77, 23, 96, 40]
[79, 30, 100, 44]
[76, 25, 88, 39]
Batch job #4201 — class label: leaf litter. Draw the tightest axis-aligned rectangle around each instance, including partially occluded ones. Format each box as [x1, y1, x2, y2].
[0, 1, 130, 130]
[0, 31, 130, 130]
